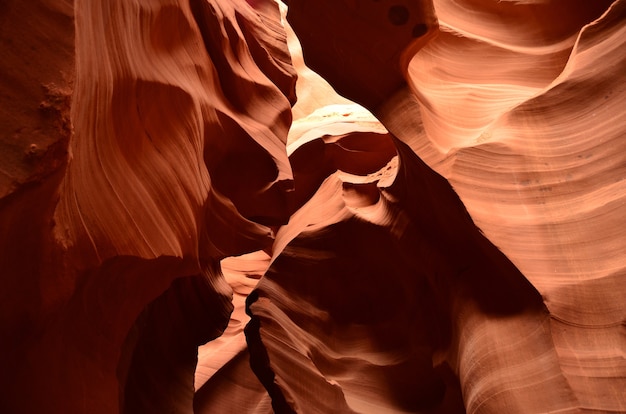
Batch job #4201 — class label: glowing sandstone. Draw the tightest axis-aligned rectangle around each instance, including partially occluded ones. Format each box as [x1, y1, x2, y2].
[0, 0, 624, 413]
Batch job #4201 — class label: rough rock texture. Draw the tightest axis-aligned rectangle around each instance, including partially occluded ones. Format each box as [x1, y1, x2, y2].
[2, 0, 294, 413]
[0, 0, 624, 413]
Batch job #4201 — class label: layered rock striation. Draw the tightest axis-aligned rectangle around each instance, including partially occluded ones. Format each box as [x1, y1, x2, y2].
[0, 0, 624, 413]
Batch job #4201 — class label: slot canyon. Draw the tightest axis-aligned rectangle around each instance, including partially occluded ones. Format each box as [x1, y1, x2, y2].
[0, 0, 624, 413]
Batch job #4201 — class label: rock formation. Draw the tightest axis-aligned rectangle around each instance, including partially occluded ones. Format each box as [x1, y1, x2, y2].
[0, 0, 624, 413]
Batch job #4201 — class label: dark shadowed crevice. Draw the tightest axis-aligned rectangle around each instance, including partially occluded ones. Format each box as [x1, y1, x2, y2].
[120, 267, 233, 414]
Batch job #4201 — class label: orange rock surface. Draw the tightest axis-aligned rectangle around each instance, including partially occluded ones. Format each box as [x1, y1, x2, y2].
[0, 0, 624, 413]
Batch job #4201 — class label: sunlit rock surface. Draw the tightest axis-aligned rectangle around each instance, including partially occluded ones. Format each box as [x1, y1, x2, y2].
[0, 0, 624, 413]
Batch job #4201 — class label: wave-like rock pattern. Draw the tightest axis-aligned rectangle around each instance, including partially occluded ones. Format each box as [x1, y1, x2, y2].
[402, 2, 626, 411]
[0, 0, 624, 413]
[246, 128, 573, 413]
[54, 0, 296, 266]
[244, 0, 625, 413]
[1, 0, 293, 413]
[194, 252, 273, 413]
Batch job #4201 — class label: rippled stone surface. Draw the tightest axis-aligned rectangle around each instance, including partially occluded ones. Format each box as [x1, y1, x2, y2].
[0, 0, 624, 413]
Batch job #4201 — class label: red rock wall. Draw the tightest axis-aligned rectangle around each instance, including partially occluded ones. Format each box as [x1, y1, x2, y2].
[0, 0, 624, 413]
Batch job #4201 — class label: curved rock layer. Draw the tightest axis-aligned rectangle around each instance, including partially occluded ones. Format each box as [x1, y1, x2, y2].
[1, 0, 294, 413]
[0, 0, 624, 413]
[404, 2, 626, 411]
[246, 128, 569, 413]
[194, 252, 273, 413]
[244, 0, 625, 413]
[54, 0, 296, 267]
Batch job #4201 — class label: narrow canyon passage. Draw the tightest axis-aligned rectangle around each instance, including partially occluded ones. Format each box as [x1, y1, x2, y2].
[0, 1, 624, 413]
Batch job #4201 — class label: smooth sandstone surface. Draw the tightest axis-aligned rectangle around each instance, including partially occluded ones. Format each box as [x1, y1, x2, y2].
[0, 0, 624, 413]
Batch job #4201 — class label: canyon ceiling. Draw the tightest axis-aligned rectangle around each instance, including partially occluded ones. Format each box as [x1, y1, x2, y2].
[0, 0, 625, 413]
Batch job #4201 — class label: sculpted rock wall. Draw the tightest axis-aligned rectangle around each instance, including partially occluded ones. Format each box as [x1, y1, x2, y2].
[2, 0, 294, 413]
[0, 0, 624, 413]
[403, 3, 626, 411]
[241, 1, 626, 412]
[56, 0, 296, 266]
